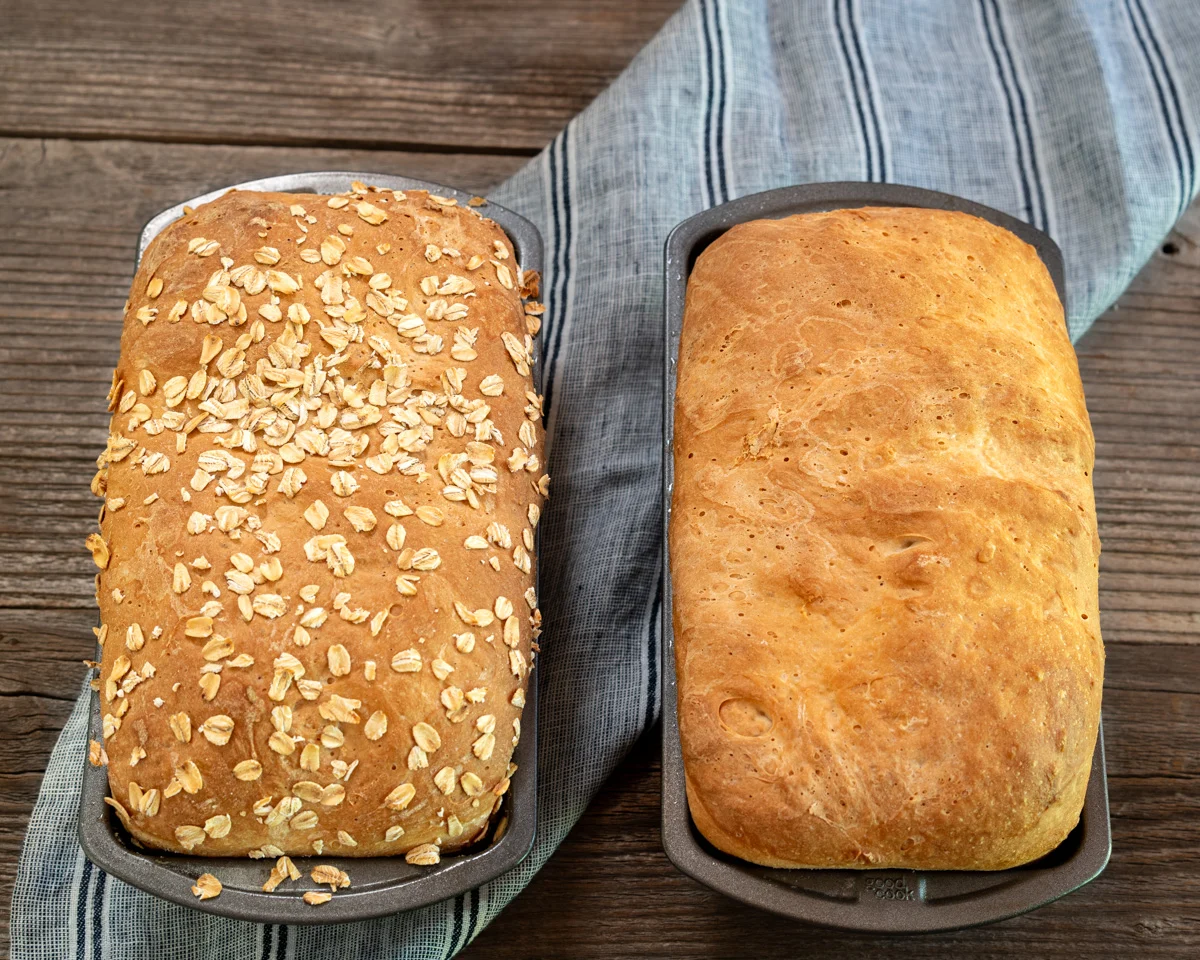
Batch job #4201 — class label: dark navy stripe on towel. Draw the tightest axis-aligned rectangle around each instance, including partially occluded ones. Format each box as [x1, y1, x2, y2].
[1137, 0, 1197, 209]
[699, 0, 718, 206]
[471, 886, 482, 945]
[542, 129, 562, 421]
[449, 893, 465, 954]
[646, 576, 663, 730]
[545, 130, 562, 346]
[91, 867, 105, 960]
[456, 888, 478, 952]
[987, 0, 1047, 231]
[1128, 0, 1194, 218]
[833, 0, 876, 181]
[74, 856, 92, 960]
[980, 0, 1041, 229]
[711, 0, 730, 202]
[846, 0, 887, 181]
[543, 126, 573, 425]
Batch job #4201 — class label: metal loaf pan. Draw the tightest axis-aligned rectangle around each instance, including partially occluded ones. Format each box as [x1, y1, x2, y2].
[660, 182, 1111, 933]
[78, 172, 543, 924]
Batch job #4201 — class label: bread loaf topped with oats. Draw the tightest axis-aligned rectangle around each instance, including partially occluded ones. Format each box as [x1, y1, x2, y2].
[86, 183, 546, 861]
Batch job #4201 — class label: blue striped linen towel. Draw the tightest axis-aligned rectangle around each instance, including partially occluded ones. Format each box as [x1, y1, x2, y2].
[12, 1, 1200, 957]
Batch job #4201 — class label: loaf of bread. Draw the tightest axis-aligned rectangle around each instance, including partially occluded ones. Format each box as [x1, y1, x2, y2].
[670, 207, 1103, 870]
[87, 184, 546, 861]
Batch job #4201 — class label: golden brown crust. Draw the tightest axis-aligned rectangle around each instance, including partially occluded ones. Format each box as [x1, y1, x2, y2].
[670, 207, 1102, 870]
[89, 185, 547, 859]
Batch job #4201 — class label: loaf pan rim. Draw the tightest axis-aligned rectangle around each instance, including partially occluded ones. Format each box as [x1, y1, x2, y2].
[78, 170, 543, 925]
[659, 180, 1110, 934]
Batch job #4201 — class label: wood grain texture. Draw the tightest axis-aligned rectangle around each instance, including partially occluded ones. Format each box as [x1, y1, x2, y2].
[0, 136, 530, 952]
[458, 211, 1200, 957]
[1, 138, 1196, 954]
[464, 651, 1199, 960]
[0, 0, 681, 151]
[0, 136, 526, 618]
[1, 0, 1198, 952]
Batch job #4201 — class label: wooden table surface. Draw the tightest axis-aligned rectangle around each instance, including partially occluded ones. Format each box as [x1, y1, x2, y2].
[1, 2, 1197, 957]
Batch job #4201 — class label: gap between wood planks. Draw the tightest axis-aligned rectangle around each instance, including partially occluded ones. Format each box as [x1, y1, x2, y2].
[0, 128, 544, 157]
[2, 29, 1200, 950]
[0, 0, 685, 152]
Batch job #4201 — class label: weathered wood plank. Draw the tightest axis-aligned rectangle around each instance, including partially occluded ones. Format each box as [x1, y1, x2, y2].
[454, 216, 1200, 956]
[1, 142, 1200, 643]
[0, 617, 1194, 957]
[0, 0, 681, 151]
[0, 4, 689, 952]
[0, 135, 531, 620]
[1, 76, 1199, 958]
[0, 608, 95, 700]
[0, 139, 536, 956]
[462, 680, 1200, 958]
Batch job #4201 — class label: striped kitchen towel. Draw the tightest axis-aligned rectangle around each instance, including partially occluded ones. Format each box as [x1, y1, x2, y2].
[12, 1, 1200, 957]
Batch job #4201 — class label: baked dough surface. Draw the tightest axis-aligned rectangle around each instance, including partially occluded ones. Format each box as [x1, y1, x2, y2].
[670, 207, 1102, 870]
[90, 187, 545, 858]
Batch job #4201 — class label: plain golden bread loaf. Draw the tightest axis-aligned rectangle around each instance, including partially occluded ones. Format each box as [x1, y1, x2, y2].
[88, 186, 546, 860]
[670, 206, 1102, 870]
